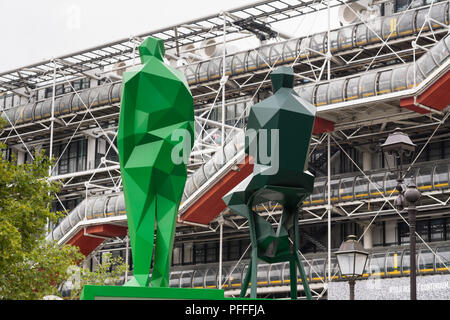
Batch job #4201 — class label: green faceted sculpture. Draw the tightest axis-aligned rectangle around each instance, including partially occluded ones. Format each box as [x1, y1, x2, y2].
[117, 37, 194, 288]
[222, 66, 316, 300]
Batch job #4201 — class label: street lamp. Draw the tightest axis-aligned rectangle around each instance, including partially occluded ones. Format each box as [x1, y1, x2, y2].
[381, 128, 421, 300]
[335, 235, 369, 300]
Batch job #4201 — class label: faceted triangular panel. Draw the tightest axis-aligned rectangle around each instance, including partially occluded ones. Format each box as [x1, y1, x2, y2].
[117, 37, 194, 288]
[222, 66, 317, 300]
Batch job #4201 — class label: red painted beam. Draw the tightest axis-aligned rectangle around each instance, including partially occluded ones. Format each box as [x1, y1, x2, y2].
[400, 97, 430, 114]
[400, 70, 450, 113]
[417, 70, 450, 111]
[68, 231, 104, 257]
[67, 224, 128, 257]
[85, 224, 128, 238]
[180, 156, 254, 225]
[313, 117, 334, 134]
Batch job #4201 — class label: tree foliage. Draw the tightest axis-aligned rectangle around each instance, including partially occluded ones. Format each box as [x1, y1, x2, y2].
[0, 139, 85, 299]
[0, 123, 129, 299]
[67, 252, 129, 300]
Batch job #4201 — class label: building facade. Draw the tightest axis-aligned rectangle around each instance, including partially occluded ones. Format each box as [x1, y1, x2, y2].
[1, 0, 450, 299]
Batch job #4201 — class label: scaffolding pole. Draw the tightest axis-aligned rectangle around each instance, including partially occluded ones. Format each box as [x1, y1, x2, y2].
[327, 133, 331, 283]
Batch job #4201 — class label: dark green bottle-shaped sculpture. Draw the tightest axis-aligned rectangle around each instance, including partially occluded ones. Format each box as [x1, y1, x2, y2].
[223, 66, 316, 299]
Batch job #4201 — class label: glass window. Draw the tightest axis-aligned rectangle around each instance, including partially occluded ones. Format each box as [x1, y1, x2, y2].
[418, 248, 435, 274]
[354, 175, 369, 199]
[369, 172, 385, 198]
[392, 65, 408, 91]
[208, 57, 221, 80]
[197, 61, 208, 82]
[192, 269, 205, 288]
[227, 240, 240, 261]
[246, 50, 258, 71]
[282, 39, 298, 62]
[231, 52, 245, 74]
[204, 269, 217, 288]
[310, 258, 325, 281]
[416, 166, 433, 191]
[345, 77, 360, 101]
[55, 84, 64, 96]
[359, 73, 377, 98]
[369, 253, 386, 276]
[194, 244, 205, 264]
[338, 26, 353, 50]
[339, 177, 355, 201]
[325, 179, 339, 203]
[416, 220, 430, 241]
[257, 264, 269, 286]
[206, 242, 217, 263]
[315, 83, 329, 106]
[311, 179, 326, 204]
[377, 70, 393, 95]
[386, 250, 403, 276]
[430, 219, 445, 241]
[328, 79, 345, 104]
[169, 271, 181, 288]
[229, 264, 243, 288]
[436, 246, 450, 272]
[402, 250, 418, 275]
[430, 40, 450, 65]
[324, 257, 340, 280]
[395, 0, 410, 12]
[269, 42, 284, 65]
[180, 270, 194, 288]
[269, 263, 283, 285]
[257, 46, 271, 68]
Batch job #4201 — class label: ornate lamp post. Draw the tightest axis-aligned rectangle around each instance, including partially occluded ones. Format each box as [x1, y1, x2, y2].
[335, 235, 369, 300]
[381, 128, 421, 300]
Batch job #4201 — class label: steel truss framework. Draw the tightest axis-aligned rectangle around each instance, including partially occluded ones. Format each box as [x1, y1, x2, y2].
[1, 0, 450, 299]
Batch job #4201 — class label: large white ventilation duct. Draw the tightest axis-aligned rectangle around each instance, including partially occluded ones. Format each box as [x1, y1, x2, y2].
[198, 38, 239, 58]
[338, 0, 380, 25]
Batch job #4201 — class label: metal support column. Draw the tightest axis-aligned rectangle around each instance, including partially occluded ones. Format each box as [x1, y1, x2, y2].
[409, 207, 417, 300]
[327, 133, 332, 282]
[218, 216, 224, 289]
[221, 12, 227, 151]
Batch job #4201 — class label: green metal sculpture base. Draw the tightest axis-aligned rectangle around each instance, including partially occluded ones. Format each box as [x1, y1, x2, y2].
[80, 285, 225, 300]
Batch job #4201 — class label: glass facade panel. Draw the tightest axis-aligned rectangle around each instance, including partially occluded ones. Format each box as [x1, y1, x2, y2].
[311, 180, 326, 205]
[345, 77, 359, 101]
[434, 164, 449, 189]
[310, 258, 325, 281]
[377, 69, 393, 95]
[386, 250, 403, 276]
[325, 179, 339, 203]
[282, 39, 298, 62]
[269, 263, 283, 285]
[436, 246, 450, 272]
[369, 172, 385, 198]
[418, 248, 435, 274]
[193, 269, 205, 288]
[416, 166, 433, 192]
[369, 253, 386, 276]
[339, 177, 355, 201]
[180, 270, 193, 288]
[169, 271, 181, 288]
[205, 269, 217, 288]
[354, 175, 369, 199]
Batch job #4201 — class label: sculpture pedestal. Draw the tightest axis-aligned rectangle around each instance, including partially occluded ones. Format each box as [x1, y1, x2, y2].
[80, 285, 225, 300]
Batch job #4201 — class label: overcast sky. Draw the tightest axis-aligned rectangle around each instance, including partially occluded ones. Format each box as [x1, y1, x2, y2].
[0, 0, 338, 72]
